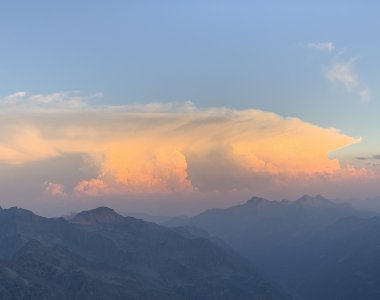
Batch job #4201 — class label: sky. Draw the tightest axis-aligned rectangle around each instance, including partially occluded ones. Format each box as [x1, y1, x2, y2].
[0, 0, 380, 216]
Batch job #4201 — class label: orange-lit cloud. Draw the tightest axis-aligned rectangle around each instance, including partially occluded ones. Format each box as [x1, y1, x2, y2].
[44, 181, 67, 197]
[0, 92, 370, 198]
[74, 144, 193, 195]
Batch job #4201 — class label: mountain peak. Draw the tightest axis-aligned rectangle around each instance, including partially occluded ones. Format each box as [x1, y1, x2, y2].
[246, 196, 269, 205]
[0, 206, 40, 220]
[295, 194, 334, 208]
[71, 206, 125, 225]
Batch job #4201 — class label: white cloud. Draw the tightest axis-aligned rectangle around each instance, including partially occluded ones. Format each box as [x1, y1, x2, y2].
[0, 91, 103, 112]
[359, 89, 371, 103]
[0, 92, 198, 114]
[3, 91, 27, 104]
[307, 42, 371, 103]
[112, 100, 197, 113]
[307, 42, 336, 52]
[326, 58, 359, 90]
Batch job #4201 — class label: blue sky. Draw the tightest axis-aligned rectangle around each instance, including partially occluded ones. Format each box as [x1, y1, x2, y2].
[1, 1, 378, 112]
[0, 1, 379, 214]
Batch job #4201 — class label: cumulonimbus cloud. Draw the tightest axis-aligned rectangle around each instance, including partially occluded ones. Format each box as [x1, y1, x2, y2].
[0, 92, 371, 197]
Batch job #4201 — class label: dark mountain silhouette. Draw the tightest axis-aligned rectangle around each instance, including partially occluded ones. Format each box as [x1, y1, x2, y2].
[0, 240, 171, 300]
[0, 205, 288, 300]
[165, 195, 376, 298]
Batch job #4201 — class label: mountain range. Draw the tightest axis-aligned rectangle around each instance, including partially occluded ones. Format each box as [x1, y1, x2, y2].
[165, 195, 380, 299]
[0, 205, 287, 300]
[2, 195, 380, 299]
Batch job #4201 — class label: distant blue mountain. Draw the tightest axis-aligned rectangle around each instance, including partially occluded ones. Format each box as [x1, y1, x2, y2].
[165, 195, 378, 299]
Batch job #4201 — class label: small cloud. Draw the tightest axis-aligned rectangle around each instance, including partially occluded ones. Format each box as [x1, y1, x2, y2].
[359, 89, 371, 103]
[0, 91, 103, 112]
[2, 91, 27, 104]
[44, 181, 67, 197]
[355, 157, 368, 161]
[355, 155, 380, 161]
[118, 100, 197, 113]
[307, 42, 335, 52]
[307, 42, 371, 103]
[326, 58, 358, 90]
[0, 92, 199, 114]
[74, 178, 106, 196]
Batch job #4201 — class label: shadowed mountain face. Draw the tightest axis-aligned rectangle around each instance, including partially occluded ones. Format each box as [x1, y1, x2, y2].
[165, 195, 379, 299]
[0, 240, 171, 300]
[0, 206, 288, 300]
[297, 216, 380, 300]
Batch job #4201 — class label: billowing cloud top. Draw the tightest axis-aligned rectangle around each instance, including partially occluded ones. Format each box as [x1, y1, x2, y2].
[0, 92, 368, 203]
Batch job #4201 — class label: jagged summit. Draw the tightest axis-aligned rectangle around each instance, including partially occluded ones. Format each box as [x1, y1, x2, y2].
[0, 206, 42, 221]
[295, 194, 335, 208]
[246, 196, 270, 205]
[71, 206, 125, 225]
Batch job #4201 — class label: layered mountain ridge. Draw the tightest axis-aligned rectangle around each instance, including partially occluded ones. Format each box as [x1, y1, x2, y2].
[165, 195, 380, 299]
[0, 205, 288, 300]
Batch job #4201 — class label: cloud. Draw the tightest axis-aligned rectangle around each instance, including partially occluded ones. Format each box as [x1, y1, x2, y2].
[359, 89, 371, 103]
[44, 181, 67, 197]
[308, 42, 371, 102]
[0, 91, 103, 112]
[3, 91, 27, 103]
[326, 58, 358, 90]
[355, 156, 368, 161]
[307, 42, 335, 52]
[113, 100, 197, 113]
[74, 146, 193, 195]
[0, 92, 369, 199]
[354, 154, 380, 162]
